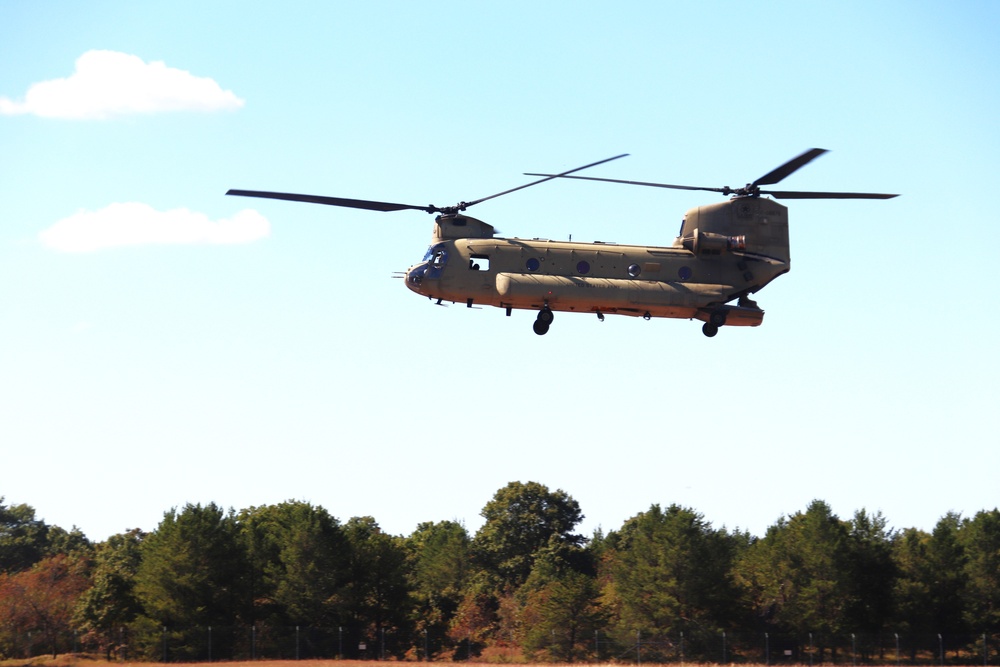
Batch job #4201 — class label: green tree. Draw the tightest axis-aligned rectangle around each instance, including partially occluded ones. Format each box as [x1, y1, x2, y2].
[843, 509, 897, 658]
[473, 481, 584, 591]
[406, 520, 470, 658]
[604, 504, 740, 659]
[133, 503, 247, 660]
[891, 526, 935, 654]
[735, 500, 851, 658]
[240, 501, 349, 628]
[959, 509, 1000, 633]
[342, 517, 412, 657]
[924, 512, 969, 640]
[520, 568, 605, 661]
[0, 498, 50, 573]
[73, 529, 145, 659]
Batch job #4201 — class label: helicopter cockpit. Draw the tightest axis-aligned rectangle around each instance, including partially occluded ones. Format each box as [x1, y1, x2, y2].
[405, 244, 449, 294]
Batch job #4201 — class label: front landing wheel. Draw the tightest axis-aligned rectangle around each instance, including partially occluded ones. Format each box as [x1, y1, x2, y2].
[702, 323, 719, 338]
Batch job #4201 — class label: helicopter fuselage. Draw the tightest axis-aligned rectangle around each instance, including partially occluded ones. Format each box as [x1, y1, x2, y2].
[403, 197, 791, 333]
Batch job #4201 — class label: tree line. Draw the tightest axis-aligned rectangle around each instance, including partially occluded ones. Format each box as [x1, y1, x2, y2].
[1, 482, 998, 663]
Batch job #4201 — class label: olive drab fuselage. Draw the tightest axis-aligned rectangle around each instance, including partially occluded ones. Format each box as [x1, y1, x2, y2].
[404, 197, 789, 329]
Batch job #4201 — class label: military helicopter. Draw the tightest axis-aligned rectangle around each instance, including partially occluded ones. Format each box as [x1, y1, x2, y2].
[227, 148, 896, 337]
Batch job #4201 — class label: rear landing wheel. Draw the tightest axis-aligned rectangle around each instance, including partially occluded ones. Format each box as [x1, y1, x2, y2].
[533, 320, 550, 336]
[702, 323, 719, 337]
[537, 307, 554, 325]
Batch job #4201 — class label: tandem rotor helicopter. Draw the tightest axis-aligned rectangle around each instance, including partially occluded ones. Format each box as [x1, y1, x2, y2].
[228, 148, 896, 337]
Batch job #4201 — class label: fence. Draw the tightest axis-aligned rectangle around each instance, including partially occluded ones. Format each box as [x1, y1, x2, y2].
[9, 626, 999, 664]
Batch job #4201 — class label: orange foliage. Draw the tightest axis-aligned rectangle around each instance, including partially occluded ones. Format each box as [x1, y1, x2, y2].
[0, 554, 90, 657]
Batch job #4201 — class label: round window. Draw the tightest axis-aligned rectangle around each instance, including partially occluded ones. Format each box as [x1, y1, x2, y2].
[526, 257, 540, 271]
[577, 260, 590, 275]
[628, 263, 641, 277]
[678, 266, 692, 280]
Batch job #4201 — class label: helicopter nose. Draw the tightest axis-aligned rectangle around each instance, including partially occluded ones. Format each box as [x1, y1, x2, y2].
[405, 263, 428, 294]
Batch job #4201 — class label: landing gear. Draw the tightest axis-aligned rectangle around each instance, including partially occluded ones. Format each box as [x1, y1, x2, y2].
[533, 307, 554, 335]
[702, 323, 719, 337]
[709, 310, 727, 327]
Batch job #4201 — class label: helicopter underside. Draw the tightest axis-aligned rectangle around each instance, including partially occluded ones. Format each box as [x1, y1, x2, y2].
[405, 262, 767, 337]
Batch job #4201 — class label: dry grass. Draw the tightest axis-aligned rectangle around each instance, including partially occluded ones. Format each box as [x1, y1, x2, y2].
[0, 658, 991, 667]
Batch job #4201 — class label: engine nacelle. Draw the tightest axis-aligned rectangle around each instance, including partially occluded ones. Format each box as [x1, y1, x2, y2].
[682, 228, 746, 255]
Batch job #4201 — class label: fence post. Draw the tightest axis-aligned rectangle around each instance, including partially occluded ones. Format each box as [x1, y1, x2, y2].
[162, 626, 167, 663]
[681, 631, 685, 665]
[208, 625, 212, 662]
[895, 632, 899, 666]
[852, 633, 857, 667]
[296, 626, 300, 660]
[636, 629, 641, 666]
[938, 634, 943, 666]
[810, 632, 814, 667]
[722, 630, 727, 664]
[766, 632, 770, 666]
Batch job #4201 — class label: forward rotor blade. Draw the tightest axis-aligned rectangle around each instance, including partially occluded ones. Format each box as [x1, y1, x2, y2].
[752, 148, 829, 187]
[522, 173, 725, 194]
[762, 190, 899, 199]
[226, 189, 433, 213]
[467, 154, 629, 208]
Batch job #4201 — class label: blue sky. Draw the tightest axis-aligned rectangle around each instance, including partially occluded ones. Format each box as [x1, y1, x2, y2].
[2, 1, 998, 542]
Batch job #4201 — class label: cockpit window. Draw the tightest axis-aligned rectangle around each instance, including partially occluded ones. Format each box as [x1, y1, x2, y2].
[423, 244, 448, 269]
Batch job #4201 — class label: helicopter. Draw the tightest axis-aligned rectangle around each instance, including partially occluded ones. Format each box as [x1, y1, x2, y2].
[227, 148, 896, 337]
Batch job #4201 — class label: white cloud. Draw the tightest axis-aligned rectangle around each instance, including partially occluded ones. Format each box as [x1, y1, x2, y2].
[40, 202, 270, 252]
[0, 50, 245, 119]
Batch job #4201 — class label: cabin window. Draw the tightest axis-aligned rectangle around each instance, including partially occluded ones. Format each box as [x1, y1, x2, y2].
[576, 260, 590, 275]
[526, 257, 540, 271]
[432, 249, 447, 268]
[678, 266, 692, 280]
[469, 254, 490, 271]
[628, 263, 641, 277]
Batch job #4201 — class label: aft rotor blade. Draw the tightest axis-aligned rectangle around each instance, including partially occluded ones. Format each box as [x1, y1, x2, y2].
[752, 148, 829, 187]
[466, 154, 629, 208]
[523, 173, 726, 194]
[763, 190, 899, 199]
[226, 189, 433, 213]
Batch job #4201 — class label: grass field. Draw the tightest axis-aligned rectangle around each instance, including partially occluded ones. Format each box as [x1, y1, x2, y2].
[0, 657, 994, 667]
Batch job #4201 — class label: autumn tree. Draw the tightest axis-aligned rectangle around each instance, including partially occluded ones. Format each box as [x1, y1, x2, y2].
[0, 554, 89, 658]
